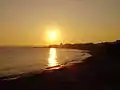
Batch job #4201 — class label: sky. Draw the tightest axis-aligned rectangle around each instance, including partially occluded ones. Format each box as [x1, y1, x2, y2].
[0, 0, 120, 46]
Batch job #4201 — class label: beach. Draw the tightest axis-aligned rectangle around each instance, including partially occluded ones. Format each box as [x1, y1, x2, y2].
[0, 41, 120, 90]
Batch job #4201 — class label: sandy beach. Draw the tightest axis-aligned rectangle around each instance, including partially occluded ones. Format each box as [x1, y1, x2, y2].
[0, 41, 120, 90]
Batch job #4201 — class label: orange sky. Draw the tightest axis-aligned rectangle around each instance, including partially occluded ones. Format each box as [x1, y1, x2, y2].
[0, 0, 120, 46]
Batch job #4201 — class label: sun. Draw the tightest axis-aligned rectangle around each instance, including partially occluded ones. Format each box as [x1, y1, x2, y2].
[49, 31, 56, 41]
[45, 26, 61, 44]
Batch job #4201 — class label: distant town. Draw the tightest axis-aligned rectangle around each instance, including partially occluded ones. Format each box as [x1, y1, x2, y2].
[48, 40, 120, 50]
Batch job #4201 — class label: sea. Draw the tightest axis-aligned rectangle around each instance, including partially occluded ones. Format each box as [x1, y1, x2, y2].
[0, 47, 91, 77]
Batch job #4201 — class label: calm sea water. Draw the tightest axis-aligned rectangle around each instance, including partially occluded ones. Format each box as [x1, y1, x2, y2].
[0, 47, 91, 77]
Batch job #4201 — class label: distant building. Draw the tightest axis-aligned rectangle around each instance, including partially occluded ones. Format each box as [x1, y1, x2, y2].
[60, 43, 63, 46]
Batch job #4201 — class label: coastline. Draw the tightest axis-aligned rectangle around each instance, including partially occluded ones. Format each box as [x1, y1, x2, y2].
[0, 42, 120, 90]
[0, 50, 91, 81]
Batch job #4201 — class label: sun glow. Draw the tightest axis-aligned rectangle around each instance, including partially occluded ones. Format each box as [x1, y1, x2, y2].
[49, 31, 56, 41]
[44, 25, 62, 45]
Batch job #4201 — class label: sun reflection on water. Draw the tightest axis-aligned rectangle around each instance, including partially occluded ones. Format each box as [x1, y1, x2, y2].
[48, 48, 58, 67]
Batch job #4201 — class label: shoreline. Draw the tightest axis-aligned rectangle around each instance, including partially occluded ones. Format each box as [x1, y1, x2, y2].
[0, 42, 120, 90]
[0, 48, 91, 80]
[0, 53, 91, 81]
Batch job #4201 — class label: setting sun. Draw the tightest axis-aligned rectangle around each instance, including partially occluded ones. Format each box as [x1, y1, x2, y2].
[49, 31, 56, 41]
[44, 25, 62, 45]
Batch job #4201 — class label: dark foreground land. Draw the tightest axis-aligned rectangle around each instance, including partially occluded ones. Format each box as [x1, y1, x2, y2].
[0, 40, 120, 90]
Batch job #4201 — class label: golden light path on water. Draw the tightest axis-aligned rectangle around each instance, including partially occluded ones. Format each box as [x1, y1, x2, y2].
[48, 48, 59, 67]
